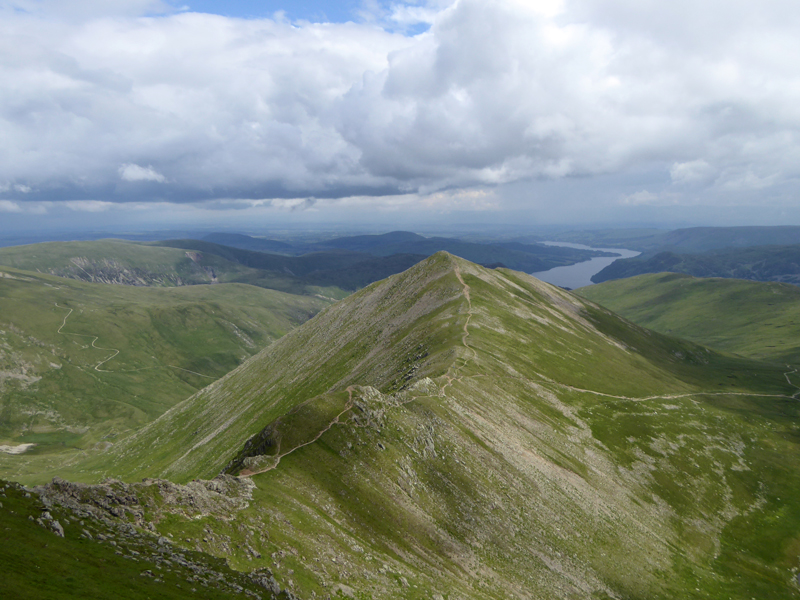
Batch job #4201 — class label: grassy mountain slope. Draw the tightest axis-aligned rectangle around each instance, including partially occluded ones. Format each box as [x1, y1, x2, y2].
[94, 253, 800, 599]
[0, 239, 259, 286]
[577, 272, 800, 364]
[592, 244, 800, 284]
[0, 266, 328, 481]
[0, 479, 280, 600]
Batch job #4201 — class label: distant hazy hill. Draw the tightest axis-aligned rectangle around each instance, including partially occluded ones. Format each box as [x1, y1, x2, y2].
[592, 244, 800, 284]
[198, 230, 611, 272]
[0, 238, 421, 297]
[545, 225, 800, 253]
[0, 266, 328, 481]
[156, 239, 427, 293]
[578, 272, 800, 364]
[90, 253, 798, 599]
[0, 239, 251, 286]
[202, 232, 296, 255]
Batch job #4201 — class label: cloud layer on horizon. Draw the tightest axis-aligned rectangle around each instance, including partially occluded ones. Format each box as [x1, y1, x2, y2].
[1, 0, 799, 218]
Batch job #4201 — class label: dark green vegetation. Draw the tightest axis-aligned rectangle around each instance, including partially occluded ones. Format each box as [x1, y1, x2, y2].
[0, 239, 352, 297]
[544, 225, 800, 253]
[0, 234, 612, 305]
[577, 272, 800, 364]
[0, 479, 282, 599]
[196, 230, 612, 272]
[0, 235, 613, 303]
[592, 243, 800, 284]
[0, 239, 256, 286]
[154, 238, 426, 294]
[0, 265, 328, 482]
[62, 253, 799, 599]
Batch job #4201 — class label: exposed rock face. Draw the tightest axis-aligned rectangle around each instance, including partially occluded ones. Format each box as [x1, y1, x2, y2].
[54, 257, 202, 286]
[16, 476, 291, 599]
[36, 475, 256, 528]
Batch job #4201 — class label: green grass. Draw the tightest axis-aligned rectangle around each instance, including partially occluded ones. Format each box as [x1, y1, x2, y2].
[0, 266, 329, 482]
[0, 238, 350, 297]
[592, 244, 800, 284]
[577, 272, 800, 364]
[8, 253, 800, 599]
[68, 252, 800, 599]
[0, 480, 271, 599]
[0, 239, 254, 286]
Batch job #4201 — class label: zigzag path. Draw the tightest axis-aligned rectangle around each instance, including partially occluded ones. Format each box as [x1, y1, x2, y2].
[55, 303, 215, 379]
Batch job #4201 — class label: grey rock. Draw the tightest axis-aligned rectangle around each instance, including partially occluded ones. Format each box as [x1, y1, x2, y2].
[51, 520, 65, 537]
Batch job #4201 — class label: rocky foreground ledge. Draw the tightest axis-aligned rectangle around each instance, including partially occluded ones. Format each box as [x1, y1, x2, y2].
[2, 476, 299, 599]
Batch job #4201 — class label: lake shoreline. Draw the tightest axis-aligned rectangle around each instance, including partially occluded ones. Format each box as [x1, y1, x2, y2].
[531, 242, 640, 289]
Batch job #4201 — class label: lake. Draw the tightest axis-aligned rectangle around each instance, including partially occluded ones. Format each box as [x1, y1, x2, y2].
[531, 242, 640, 290]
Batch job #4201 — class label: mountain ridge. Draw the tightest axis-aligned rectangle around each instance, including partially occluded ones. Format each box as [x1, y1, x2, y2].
[15, 252, 800, 599]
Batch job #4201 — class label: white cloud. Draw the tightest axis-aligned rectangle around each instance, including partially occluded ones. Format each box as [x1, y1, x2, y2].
[0, 200, 22, 212]
[0, 0, 798, 217]
[670, 160, 716, 185]
[64, 200, 113, 212]
[119, 163, 167, 183]
[620, 190, 659, 206]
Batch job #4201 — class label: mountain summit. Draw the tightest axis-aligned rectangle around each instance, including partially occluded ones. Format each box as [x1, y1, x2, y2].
[102, 252, 798, 599]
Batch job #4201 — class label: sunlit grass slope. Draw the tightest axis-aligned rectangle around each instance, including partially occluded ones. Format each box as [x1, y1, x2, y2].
[0, 266, 329, 482]
[98, 253, 800, 599]
[0, 239, 258, 286]
[0, 479, 273, 599]
[577, 272, 800, 364]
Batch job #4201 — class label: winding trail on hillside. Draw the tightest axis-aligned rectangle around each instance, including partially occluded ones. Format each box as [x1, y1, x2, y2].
[783, 366, 800, 398]
[441, 265, 476, 397]
[537, 374, 798, 402]
[240, 386, 356, 477]
[55, 303, 215, 379]
[56, 303, 121, 372]
[242, 268, 479, 478]
[238, 264, 799, 481]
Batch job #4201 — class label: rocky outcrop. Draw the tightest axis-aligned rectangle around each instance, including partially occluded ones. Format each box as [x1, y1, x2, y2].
[7, 477, 293, 599]
[36, 474, 255, 528]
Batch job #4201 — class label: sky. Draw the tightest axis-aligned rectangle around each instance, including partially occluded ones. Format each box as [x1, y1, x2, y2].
[1, 0, 799, 235]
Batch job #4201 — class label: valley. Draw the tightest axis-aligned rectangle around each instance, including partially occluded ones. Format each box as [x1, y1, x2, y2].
[0, 265, 329, 482]
[44, 253, 800, 599]
[3, 243, 800, 599]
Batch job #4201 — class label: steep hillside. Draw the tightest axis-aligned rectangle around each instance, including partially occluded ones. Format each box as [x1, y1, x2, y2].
[577, 272, 800, 364]
[0, 267, 329, 482]
[92, 253, 800, 600]
[592, 244, 800, 284]
[0, 239, 257, 286]
[0, 478, 281, 600]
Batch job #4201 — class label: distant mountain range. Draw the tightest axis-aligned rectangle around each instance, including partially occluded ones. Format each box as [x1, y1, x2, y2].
[592, 243, 800, 284]
[544, 225, 800, 253]
[0, 233, 610, 299]
[199, 230, 612, 272]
